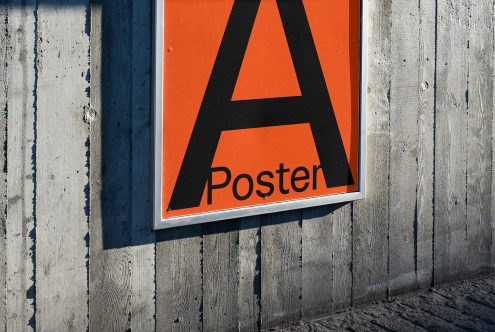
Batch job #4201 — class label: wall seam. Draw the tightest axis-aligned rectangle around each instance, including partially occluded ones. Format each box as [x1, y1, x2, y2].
[350, 203, 354, 307]
[200, 231, 204, 330]
[492, 0, 495, 276]
[386, 21, 392, 301]
[84, 1, 91, 332]
[386, 0, 393, 301]
[256, 220, 262, 331]
[299, 210, 303, 323]
[413, 0, 422, 281]
[29, 0, 39, 328]
[465, 0, 471, 282]
[1, 6, 9, 332]
[431, 0, 439, 288]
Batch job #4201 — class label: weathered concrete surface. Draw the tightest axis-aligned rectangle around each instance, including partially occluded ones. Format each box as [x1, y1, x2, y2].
[0, 0, 494, 330]
[278, 277, 495, 332]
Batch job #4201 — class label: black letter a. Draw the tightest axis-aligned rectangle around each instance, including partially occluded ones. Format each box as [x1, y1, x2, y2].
[169, 0, 354, 211]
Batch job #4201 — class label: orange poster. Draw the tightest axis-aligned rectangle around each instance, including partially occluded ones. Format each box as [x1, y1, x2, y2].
[154, 0, 366, 229]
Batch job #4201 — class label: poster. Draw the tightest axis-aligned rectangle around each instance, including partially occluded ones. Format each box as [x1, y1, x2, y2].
[154, 0, 367, 229]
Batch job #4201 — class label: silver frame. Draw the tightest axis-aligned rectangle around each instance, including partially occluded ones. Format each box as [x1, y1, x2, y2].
[153, 0, 368, 230]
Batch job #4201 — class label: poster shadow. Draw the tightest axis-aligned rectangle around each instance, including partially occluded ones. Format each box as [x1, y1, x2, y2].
[99, 0, 357, 249]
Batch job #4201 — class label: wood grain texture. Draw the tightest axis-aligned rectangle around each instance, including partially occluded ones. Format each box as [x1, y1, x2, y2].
[203, 222, 239, 331]
[493, 0, 495, 275]
[0, 6, 8, 332]
[434, 0, 470, 284]
[89, 0, 133, 330]
[466, 0, 493, 278]
[35, 2, 90, 330]
[5, 2, 36, 330]
[301, 207, 334, 318]
[156, 228, 203, 332]
[238, 217, 261, 331]
[261, 211, 302, 329]
[130, 0, 155, 330]
[330, 204, 353, 311]
[388, 0, 435, 295]
[416, 0, 436, 290]
[301, 203, 352, 318]
[351, 0, 391, 305]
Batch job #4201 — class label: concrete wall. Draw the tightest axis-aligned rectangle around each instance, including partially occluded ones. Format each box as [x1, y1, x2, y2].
[0, 0, 494, 331]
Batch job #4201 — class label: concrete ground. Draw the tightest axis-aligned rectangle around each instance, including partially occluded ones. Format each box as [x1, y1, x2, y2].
[277, 277, 495, 332]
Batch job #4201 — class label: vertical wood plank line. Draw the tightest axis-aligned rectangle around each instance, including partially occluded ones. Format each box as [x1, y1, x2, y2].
[88, 0, 133, 329]
[302, 206, 335, 319]
[466, 0, 494, 278]
[203, 221, 239, 331]
[389, 0, 435, 296]
[301, 203, 352, 319]
[35, 0, 91, 329]
[465, 0, 470, 282]
[84, 3, 91, 331]
[238, 217, 261, 331]
[88, 1, 102, 330]
[434, 0, 470, 284]
[30, 1, 38, 328]
[156, 226, 203, 331]
[0, 6, 8, 332]
[491, 0, 495, 275]
[432, 0, 439, 287]
[260, 211, 302, 329]
[331, 204, 353, 312]
[417, 0, 436, 291]
[351, 0, 392, 305]
[200, 232, 204, 331]
[6, 1, 36, 330]
[350, 203, 354, 307]
[130, 0, 156, 329]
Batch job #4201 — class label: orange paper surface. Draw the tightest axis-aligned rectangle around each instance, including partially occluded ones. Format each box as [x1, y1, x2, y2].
[161, 0, 361, 220]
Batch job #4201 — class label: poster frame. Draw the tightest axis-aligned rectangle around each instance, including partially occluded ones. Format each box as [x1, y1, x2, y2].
[152, 0, 369, 230]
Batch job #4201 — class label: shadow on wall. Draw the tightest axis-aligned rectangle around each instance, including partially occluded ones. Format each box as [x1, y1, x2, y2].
[95, 0, 223, 250]
[94, 0, 153, 250]
[97, 0, 359, 249]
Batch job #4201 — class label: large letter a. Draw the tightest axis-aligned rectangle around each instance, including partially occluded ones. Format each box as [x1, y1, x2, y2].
[168, 0, 354, 211]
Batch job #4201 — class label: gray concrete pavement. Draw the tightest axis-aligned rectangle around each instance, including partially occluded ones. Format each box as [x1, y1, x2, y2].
[277, 277, 495, 332]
